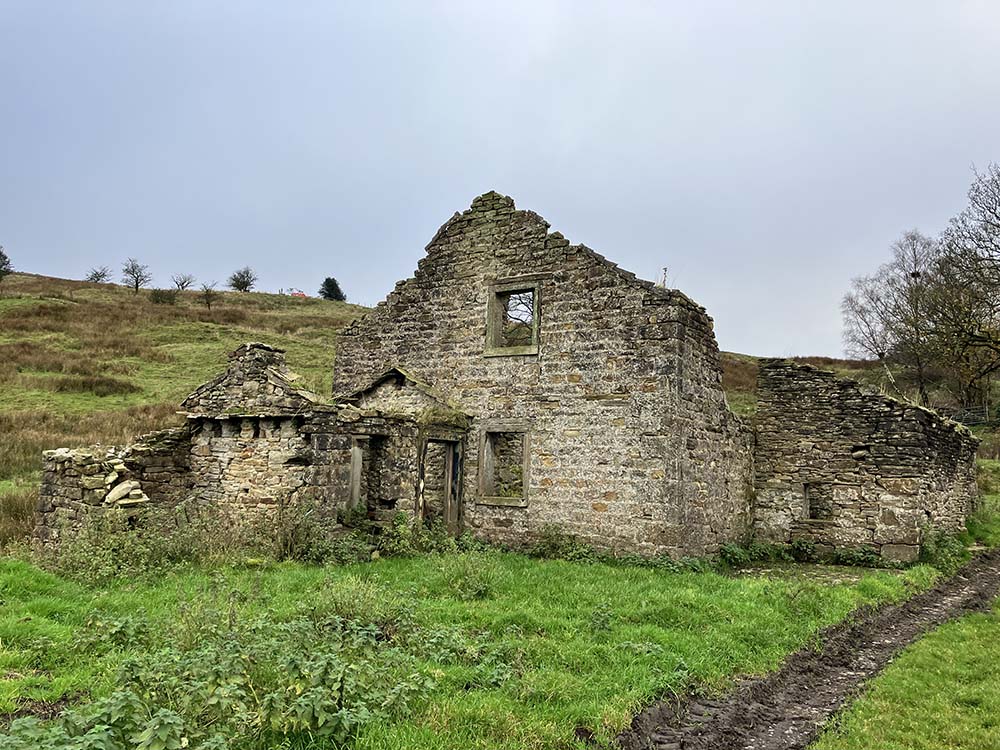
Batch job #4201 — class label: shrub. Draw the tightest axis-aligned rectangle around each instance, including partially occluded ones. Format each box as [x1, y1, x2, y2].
[148, 288, 178, 305]
[36, 508, 207, 584]
[228, 266, 258, 293]
[718, 541, 793, 569]
[376, 515, 462, 557]
[529, 525, 599, 562]
[790, 538, 818, 562]
[831, 545, 893, 569]
[919, 529, 970, 575]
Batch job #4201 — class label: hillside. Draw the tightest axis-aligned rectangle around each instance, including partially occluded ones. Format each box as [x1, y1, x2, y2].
[0, 273, 364, 537]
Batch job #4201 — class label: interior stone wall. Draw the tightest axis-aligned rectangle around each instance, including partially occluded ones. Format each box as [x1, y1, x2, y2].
[332, 191, 753, 557]
[754, 360, 980, 562]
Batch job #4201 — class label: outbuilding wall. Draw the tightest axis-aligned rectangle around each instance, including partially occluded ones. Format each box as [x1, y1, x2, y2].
[753, 360, 980, 562]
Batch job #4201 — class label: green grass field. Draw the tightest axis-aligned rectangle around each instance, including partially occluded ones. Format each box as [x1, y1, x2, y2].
[0, 553, 936, 749]
[814, 604, 1000, 750]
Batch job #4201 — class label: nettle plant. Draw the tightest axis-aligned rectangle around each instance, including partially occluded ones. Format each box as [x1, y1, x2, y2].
[1, 613, 435, 750]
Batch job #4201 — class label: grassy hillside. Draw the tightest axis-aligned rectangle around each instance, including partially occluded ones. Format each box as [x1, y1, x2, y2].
[0, 273, 363, 538]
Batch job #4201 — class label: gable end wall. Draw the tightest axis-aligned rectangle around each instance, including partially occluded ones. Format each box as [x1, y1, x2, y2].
[333, 192, 752, 556]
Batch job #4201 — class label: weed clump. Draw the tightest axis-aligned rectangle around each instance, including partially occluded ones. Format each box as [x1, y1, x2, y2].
[0, 607, 435, 749]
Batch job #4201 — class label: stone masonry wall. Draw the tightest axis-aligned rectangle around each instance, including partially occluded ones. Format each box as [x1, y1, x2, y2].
[35, 426, 193, 542]
[754, 360, 980, 562]
[187, 416, 318, 514]
[333, 191, 752, 557]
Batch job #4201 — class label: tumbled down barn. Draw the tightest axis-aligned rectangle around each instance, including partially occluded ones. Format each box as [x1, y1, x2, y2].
[36, 193, 981, 563]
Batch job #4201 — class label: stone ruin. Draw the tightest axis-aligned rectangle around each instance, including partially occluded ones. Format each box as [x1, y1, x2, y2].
[34, 193, 982, 561]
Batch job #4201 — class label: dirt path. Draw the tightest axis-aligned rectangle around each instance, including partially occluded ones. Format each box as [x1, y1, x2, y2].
[618, 550, 1000, 750]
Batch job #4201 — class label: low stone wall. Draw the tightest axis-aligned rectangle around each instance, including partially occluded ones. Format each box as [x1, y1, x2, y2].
[754, 360, 980, 562]
[35, 426, 193, 541]
[122, 427, 194, 505]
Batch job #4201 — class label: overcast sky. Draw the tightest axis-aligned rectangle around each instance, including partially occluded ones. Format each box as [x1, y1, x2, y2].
[2, 2, 998, 356]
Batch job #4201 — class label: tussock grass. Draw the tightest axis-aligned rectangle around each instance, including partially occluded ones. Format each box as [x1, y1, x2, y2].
[0, 481, 36, 545]
[0, 404, 182, 482]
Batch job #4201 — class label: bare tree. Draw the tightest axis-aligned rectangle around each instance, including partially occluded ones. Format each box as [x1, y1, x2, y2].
[172, 273, 196, 291]
[85, 266, 111, 283]
[228, 266, 258, 293]
[200, 282, 219, 310]
[121, 258, 153, 294]
[842, 230, 940, 404]
[937, 163, 1000, 357]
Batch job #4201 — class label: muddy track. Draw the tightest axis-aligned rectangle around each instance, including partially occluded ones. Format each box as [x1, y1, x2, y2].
[618, 549, 1000, 750]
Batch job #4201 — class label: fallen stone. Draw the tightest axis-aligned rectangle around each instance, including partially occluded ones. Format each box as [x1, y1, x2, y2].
[104, 481, 141, 505]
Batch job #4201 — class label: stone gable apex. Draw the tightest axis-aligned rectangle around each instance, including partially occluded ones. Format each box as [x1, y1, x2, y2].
[181, 342, 325, 417]
[339, 367, 467, 416]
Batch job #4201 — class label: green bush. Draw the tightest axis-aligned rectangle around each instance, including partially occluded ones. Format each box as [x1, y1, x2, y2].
[718, 541, 793, 569]
[790, 538, 818, 563]
[919, 529, 970, 575]
[375, 515, 464, 557]
[831, 546, 894, 569]
[529, 525, 599, 563]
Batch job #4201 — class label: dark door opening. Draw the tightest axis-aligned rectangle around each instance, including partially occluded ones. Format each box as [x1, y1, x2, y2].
[420, 439, 462, 534]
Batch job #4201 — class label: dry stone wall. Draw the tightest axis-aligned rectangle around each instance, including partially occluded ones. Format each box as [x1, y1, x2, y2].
[35, 426, 193, 541]
[754, 360, 980, 562]
[333, 191, 753, 557]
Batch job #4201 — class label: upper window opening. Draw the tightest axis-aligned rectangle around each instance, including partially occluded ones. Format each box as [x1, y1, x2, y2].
[499, 290, 534, 346]
[486, 281, 539, 356]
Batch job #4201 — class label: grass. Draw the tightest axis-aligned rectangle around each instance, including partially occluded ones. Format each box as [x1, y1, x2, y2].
[813, 604, 1000, 750]
[0, 273, 362, 489]
[0, 553, 936, 749]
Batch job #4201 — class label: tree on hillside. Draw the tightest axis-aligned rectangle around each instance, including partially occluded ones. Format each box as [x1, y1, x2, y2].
[842, 230, 941, 405]
[172, 273, 196, 291]
[121, 258, 153, 294]
[85, 266, 111, 283]
[0, 246, 12, 289]
[318, 276, 347, 301]
[200, 282, 219, 310]
[842, 165, 1000, 410]
[228, 267, 257, 293]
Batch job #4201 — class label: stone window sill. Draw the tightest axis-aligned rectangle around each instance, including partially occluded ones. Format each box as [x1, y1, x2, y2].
[477, 495, 528, 508]
[483, 345, 539, 358]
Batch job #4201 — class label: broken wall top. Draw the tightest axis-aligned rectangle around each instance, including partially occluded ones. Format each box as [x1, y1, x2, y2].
[181, 342, 329, 418]
[756, 359, 980, 478]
